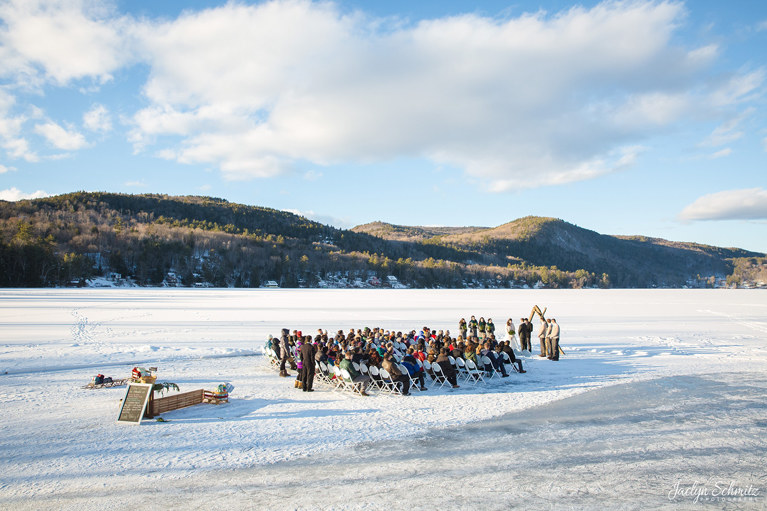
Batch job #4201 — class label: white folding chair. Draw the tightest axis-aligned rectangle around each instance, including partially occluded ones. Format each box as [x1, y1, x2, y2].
[454, 357, 470, 382]
[368, 365, 384, 389]
[464, 359, 486, 384]
[398, 363, 422, 392]
[378, 368, 402, 395]
[482, 355, 501, 379]
[501, 351, 516, 373]
[314, 361, 330, 385]
[340, 368, 365, 394]
[430, 362, 448, 389]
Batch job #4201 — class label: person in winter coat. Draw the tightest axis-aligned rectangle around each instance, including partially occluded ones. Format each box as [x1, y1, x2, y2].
[293, 337, 304, 388]
[464, 341, 478, 366]
[382, 354, 411, 395]
[339, 351, 369, 395]
[537, 319, 548, 357]
[459, 318, 468, 339]
[481, 342, 509, 377]
[402, 351, 427, 391]
[478, 317, 486, 340]
[544, 319, 554, 358]
[279, 328, 291, 376]
[435, 348, 460, 388]
[486, 318, 495, 339]
[548, 319, 560, 361]
[469, 316, 478, 338]
[526, 318, 535, 351]
[499, 341, 525, 373]
[300, 336, 317, 391]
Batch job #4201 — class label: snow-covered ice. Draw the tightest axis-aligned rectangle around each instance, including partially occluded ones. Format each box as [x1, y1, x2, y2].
[0, 289, 765, 510]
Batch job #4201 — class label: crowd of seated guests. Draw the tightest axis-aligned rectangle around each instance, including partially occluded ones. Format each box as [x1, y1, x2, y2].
[266, 323, 526, 395]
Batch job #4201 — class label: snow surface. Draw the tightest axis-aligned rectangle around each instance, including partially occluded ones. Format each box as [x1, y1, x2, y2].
[0, 289, 765, 510]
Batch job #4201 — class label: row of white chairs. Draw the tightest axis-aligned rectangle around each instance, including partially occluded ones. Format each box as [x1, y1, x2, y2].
[265, 345, 521, 393]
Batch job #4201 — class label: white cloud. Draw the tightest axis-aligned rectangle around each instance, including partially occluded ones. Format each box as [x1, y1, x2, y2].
[0, 187, 49, 201]
[1, 1, 763, 192]
[0, 163, 14, 173]
[34, 121, 87, 150]
[123, 180, 146, 187]
[303, 170, 322, 181]
[679, 188, 767, 221]
[0, 89, 38, 161]
[123, 0, 762, 190]
[0, 0, 129, 87]
[83, 104, 111, 132]
[710, 148, 731, 159]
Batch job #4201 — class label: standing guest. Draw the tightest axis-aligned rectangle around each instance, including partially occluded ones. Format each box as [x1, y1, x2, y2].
[435, 348, 460, 388]
[478, 317, 486, 340]
[545, 319, 554, 359]
[537, 318, 549, 357]
[469, 315, 479, 338]
[279, 328, 291, 377]
[526, 318, 535, 352]
[486, 318, 496, 339]
[517, 318, 533, 350]
[293, 336, 304, 388]
[459, 318, 468, 339]
[549, 319, 561, 361]
[506, 318, 516, 347]
[517, 319, 527, 353]
[300, 335, 317, 391]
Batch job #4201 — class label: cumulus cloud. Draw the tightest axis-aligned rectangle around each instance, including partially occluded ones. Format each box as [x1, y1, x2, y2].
[34, 121, 87, 150]
[0, 0, 129, 87]
[0, 187, 49, 201]
[123, 0, 761, 189]
[0, 88, 38, 161]
[83, 104, 111, 132]
[1, 0, 764, 192]
[679, 188, 767, 221]
[0, 163, 14, 173]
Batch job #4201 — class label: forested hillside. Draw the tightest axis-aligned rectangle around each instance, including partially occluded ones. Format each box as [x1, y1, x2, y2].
[0, 192, 763, 288]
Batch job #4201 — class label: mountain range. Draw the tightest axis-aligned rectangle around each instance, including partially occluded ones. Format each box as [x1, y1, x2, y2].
[0, 192, 764, 288]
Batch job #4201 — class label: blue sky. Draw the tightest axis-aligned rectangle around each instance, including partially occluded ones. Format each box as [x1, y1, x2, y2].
[0, 0, 765, 252]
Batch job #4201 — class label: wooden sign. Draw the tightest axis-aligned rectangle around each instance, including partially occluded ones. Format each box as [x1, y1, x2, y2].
[117, 383, 153, 424]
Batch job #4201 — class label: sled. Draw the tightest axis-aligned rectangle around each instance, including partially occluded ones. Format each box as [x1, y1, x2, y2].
[82, 377, 130, 389]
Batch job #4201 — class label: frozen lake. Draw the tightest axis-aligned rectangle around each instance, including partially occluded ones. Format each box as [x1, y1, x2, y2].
[0, 289, 765, 509]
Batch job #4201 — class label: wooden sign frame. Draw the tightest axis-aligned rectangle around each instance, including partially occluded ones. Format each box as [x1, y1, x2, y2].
[117, 383, 153, 425]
